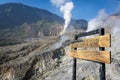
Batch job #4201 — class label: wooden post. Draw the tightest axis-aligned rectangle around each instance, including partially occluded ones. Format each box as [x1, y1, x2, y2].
[99, 28, 106, 80]
[71, 28, 109, 80]
[72, 36, 78, 80]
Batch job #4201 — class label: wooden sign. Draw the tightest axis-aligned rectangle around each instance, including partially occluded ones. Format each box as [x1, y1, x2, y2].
[69, 50, 111, 63]
[71, 34, 110, 48]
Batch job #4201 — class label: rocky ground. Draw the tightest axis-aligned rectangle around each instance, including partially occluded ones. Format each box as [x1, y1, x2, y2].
[0, 36, 64, 80]
[42, 35, 120, 80]
[0, 32, 120, 80]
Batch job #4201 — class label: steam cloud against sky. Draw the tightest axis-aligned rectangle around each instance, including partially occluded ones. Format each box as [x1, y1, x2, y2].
[87, 8, 120, 36]
[50, 0, 74, 35]
[0, 0, 119, 20]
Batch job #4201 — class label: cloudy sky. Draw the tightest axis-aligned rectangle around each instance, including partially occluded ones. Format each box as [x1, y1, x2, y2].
[0, 0, 119, 20]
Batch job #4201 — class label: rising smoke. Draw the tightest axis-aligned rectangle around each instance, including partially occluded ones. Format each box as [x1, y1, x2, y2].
[86, 9, 120, 37]
[50, 0, 74, 35]
[86, 9, 108, 32]
[86, 7, 120, 53]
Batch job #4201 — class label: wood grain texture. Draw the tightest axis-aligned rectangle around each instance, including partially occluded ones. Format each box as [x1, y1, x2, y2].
[71, 34, 111, 48]
[69, 50, 111, 64]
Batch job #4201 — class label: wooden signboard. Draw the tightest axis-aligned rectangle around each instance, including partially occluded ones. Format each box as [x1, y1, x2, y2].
[69, 50, 111, 63]
[71, 34, 110, 49]
[70, 29, 110, 80]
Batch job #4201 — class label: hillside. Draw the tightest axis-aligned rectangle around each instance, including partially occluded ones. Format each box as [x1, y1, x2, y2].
[0, 3, 87, 46]
[0, 10, 120, 80]
[0, 3, 63, 28]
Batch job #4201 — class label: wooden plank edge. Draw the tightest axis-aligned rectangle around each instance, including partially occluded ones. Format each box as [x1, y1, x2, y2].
[69, 50, 111, 64]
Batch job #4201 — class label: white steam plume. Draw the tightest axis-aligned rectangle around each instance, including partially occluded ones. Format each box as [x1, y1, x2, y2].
[86, 9, 108, 32]
[50, 0, 74, 35]
[50, 0, 67, 7]
[86, 8, 120, 53]
[86, 9, 120, 36]
[60, 2, 74, 35]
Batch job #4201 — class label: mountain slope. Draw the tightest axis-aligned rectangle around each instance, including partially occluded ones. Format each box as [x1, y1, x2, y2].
[0, 3, 63, 28]
[0, 3, 87, 46]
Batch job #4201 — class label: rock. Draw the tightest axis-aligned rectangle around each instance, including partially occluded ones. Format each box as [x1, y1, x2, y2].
[0, 32, 120, 80]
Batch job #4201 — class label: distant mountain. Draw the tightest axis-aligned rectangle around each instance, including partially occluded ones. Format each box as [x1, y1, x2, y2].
[0, 3, 64, 28]
[0, 3, 87, 46]
[110, 12, 120, 20]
